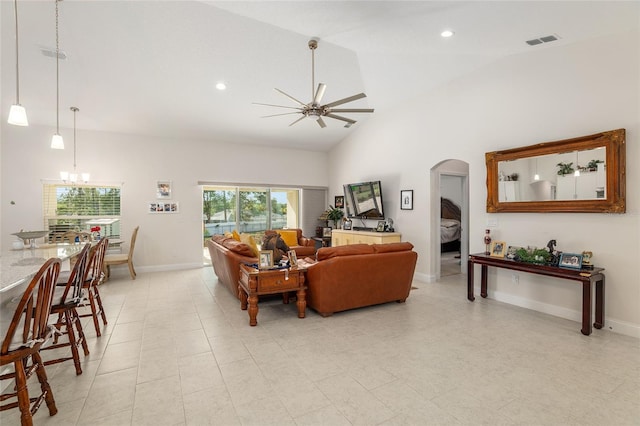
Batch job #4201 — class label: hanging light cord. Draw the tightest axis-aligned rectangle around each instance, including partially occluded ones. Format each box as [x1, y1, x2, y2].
[311, 44, 315, 101]
[14, 0, 20, 103]
[55, 0, 60, 134]
[72, 107, 77, 171]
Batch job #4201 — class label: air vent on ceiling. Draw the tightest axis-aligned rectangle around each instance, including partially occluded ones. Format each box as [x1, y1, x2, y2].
[40, 47, 67, 60]
[526, 34, 559, 46]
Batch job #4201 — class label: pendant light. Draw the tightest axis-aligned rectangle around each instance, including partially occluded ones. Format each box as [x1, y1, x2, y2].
[8, 0, 28, 126]
[533, 158, 540, 181]
[50, 0, 64, 149]
[60, 107, 89, 183]
[573, 151, 580, 176]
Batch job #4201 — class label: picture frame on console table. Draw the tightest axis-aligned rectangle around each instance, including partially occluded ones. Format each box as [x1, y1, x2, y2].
[490, 241, 506, 257]
[322, 227, 332, 237]
[401, 190, 413, 210]
[559, 253, 583, 270]
[376, 221, 385, 232]
[258, 250, 274, 269]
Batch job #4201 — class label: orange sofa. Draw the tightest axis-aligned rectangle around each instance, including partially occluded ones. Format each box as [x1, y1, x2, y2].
[305, 242, 418, 317]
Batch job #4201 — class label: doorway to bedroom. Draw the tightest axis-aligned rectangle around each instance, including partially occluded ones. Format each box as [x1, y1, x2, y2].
[430, 159, 469, 280]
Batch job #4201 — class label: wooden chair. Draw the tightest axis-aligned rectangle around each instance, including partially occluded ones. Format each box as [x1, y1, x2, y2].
[0, 258, 61, 426]
[78, 238, 109, 336]
[41, 244, 91, 375]
[103, 226, 138, 281]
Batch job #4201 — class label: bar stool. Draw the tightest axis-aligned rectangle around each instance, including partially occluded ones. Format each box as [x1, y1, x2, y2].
[41, 244, 91, 375]
[0, 258, 61, 426]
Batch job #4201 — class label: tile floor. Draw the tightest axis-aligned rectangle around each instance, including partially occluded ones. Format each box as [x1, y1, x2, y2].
[2, 266, 639, 425]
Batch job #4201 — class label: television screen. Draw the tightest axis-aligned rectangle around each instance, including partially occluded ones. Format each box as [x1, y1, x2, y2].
[343, 181, 385, 219]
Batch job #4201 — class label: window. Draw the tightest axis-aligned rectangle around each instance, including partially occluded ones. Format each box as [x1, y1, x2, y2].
[202, 186, 300, 240]
[43, 183, 122, 239]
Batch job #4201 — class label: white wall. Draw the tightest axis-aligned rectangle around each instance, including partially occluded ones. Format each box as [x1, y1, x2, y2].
[1, 126, 328, 270]
[329, 30, 639, 336]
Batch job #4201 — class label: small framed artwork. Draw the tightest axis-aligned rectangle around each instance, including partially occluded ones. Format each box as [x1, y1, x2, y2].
[334, 196, 344, 209]
[322, 227, 332, 237]
[490, 241, 506, 257]
[559, 253, 583, 269]
[287, 250, 298, 267]
[401, 190, 413, 210]
[259, 250, 274, 269]
[376, 220, 385, 232]
[148, 202, 179, 213]
[157, 181, 172, 199]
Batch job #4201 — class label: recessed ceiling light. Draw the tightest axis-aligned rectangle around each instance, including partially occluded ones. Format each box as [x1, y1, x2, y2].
[441, 30, 454, 38]
[215, 82, 226, 91]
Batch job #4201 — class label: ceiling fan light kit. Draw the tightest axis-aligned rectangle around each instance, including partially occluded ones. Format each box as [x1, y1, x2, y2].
[255, 39, 374, 128]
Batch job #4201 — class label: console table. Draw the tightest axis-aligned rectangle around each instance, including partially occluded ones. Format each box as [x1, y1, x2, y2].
[331, 229, 401, 247]
[467, 253, 605, 335]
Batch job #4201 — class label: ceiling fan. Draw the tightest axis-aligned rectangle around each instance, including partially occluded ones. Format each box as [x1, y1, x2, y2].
[254, 39, 374, 128]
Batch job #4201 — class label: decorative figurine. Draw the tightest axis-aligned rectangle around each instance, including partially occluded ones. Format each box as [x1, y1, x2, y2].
[582, 251, 594, 270]
[546, 239, 557, 254]
[483, 229, 492, 255]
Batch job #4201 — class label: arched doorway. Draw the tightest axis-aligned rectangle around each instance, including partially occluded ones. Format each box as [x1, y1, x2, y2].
[429, 160, 469, 280]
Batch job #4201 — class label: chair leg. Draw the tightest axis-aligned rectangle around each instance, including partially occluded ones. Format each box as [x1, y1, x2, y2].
[128, 260, 136, 280]
[87, 288, 102, 337]
[94, 286, 108, 326]
[14, 358, 34, 426]
[64, 311, 83, 375]
[32, 351, 58, 417]
[73, 308, 90, 357]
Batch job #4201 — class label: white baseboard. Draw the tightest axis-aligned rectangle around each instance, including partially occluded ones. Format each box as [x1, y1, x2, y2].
[413, 271, 435, 283]
[487, 287, 640, 339]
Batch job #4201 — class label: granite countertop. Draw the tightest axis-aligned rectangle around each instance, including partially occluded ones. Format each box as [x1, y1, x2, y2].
[0, 244, 86, 292]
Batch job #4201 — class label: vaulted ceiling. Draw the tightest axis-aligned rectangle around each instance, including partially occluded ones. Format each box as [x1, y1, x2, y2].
[1, 1, 637, 151]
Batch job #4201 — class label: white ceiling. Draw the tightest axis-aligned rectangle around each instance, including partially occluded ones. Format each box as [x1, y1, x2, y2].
[1, 1, 638, 151]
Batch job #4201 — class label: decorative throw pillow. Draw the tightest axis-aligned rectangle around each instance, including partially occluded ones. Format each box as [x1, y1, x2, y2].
[262, 233, 289, 262]
[277, 230, 299, 247]
[232, 230, 241, 241]
[239, 233, 259, 257]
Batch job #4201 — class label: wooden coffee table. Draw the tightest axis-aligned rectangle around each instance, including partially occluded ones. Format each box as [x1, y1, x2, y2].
[238, 264, 307, 326]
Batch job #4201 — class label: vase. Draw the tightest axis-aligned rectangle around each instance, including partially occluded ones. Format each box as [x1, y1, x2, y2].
[483, 229, 492, 255]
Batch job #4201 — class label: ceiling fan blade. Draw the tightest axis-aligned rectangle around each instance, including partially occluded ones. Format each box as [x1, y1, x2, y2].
[288, 115, 307, 127]
[253, 102, 303, 110]
[275, 88, 307, 107]
[313, 83, 326, 106]
[324, 93, 366, 108]
[316, 116, 327, 128]
[261, 112, 302, 118]
[328, 108, 375, 113]
[326, 113, 356, 128]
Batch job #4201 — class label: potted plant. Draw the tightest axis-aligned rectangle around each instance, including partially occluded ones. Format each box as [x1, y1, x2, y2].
[556, 162, 574, 176]
[326, 205, 344, 228]
[587, 159, 603, 171]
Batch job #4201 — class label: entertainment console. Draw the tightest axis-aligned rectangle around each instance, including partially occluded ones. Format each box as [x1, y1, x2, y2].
[331, 229, 401, 247]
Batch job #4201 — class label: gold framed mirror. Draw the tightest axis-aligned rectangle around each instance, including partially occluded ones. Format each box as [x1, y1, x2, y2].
[486, 129, 625, 213]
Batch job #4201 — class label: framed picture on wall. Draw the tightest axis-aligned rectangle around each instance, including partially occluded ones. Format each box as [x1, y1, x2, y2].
[157, 181, 172, 199]
[334, 195, 344, 208]
[401, 190, 413, 210]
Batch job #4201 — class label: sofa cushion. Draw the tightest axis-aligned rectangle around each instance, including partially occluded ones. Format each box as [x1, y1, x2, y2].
[316, 244, 375, 261]
[373, 242, 414, 253]
[221, 238, 255, 258]
[277, 229, 299, 247]
[239, 233, 259, 257]
[232, 230, 241, 241]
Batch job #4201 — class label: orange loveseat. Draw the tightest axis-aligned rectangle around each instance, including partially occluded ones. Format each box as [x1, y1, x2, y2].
[305, 242, 418, 317]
